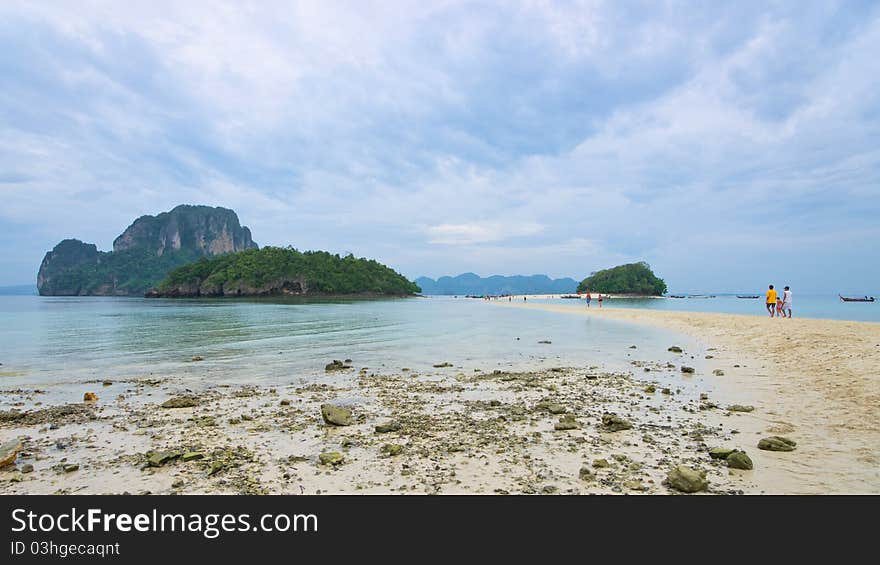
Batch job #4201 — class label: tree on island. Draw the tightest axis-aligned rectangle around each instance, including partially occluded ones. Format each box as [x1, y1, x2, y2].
[576, 262, 667, 296]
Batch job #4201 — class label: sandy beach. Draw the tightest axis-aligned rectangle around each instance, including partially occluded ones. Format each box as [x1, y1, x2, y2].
[495, 301, 880, 493]
[1, 301, 877, 495]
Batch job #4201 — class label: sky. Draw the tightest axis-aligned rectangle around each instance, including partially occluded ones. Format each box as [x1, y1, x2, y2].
[1, 1, 878, 293]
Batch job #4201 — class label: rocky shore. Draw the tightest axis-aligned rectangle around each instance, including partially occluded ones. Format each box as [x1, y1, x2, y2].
[1, 354, 776, 495]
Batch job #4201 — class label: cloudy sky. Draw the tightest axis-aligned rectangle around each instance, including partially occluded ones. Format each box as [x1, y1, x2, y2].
[1, 1, 878, 292]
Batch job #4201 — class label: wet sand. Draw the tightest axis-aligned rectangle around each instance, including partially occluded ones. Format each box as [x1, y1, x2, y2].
[495, 301, 880, 493]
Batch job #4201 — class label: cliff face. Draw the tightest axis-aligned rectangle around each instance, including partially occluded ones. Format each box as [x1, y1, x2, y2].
[37, 205, 258, 296]
[112, 205, 257, 256]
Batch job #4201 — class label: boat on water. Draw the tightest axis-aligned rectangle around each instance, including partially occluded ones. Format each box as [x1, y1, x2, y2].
[669, 295, 686, 299]
[839, 295, 875, 302]
[737, 295, 760, 299]
[560, 294, 581, 299]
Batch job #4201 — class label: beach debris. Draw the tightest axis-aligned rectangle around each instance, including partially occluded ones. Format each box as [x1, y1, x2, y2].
[709, 447, 736, 460]
[191, 356, 204, 362]
[601, 413, 633, 432]
[433, 362, 453, 368]
[680, 366, 695, 374]
[727, 404, 754, 413]
[666, 465, 708, 493]
[63, 463, 79, 473]
[554, 414, 579, 430]
[713, 369, 725, 376]
[324, 360, 351, 371]
[726, 451, 753, 470]
[319, 451, 345, 466]
[668, 346, 683, 353]
[0, 438, 22, 467]
[375, 421, 401, 433]
[20, 463, 34, 473]
[83, 392, 98, 402]
[321, 404, 353, 426]
[380, 444, 403, 456]
[161, 396, 199, 409]
[757, 436, 797, 452]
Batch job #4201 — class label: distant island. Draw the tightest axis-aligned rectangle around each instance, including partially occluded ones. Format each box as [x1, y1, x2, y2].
[415, 273, 578, 295]
[37, 205, 258, 296]
[148, 247, 420, 298]
[577, 262, 667, 296]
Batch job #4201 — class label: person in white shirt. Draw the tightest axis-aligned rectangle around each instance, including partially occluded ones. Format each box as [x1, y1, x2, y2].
[781, 286, 792, 318]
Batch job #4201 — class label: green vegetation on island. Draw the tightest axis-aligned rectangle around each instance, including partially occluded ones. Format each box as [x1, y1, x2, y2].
[151, 246, 421, 297]
[576, 262, 667, 296]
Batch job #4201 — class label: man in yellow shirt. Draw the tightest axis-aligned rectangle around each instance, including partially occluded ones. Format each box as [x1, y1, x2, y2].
[766, 285, 777, 317]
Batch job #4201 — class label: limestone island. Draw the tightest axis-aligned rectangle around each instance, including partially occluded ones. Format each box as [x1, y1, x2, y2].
[577, 262, 667, 296]
[146, 246, 421, 298]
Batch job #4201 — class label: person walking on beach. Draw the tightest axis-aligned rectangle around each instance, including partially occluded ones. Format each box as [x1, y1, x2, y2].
[597, 294, 603, 308]
[766, 285, 777, 317]
[585, 292, 592, 308]
[781, 286, 792, 318]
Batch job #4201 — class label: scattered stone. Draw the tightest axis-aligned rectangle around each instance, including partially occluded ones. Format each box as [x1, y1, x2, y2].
[592, 458, 610, 468]
[601, 413, 633, 432]
[668, 346, 683, 353]
[713, 369, 725, 376]
[83, 392, 98, 402]
[172, 479, 185, 488]
[758, 436, 797, 452]
[554, 414, 579, 431]
[160, 396, 199, 409]
[666, 465, 708, 493]
[661, 388, 672, 395]
[727, 451, 753, 470]
[280, 399, 291, 406]
[537, 340, 552, 344]
[541, 485, 558, 494]
[381, 444, 403, 456]
[681, 366, 695, 374]
[0, 438, 22, 467]
[705, 355, 714, 359]
[325, 360, 351, 371]
[699, 393, 708, 400]
[433, 362, 453, 368]
[644, 385, 656, 393]
[447, 444, 465, 453]
[63, 463, 79, 473]
[319, 452, 345, 466]
[375, 421, 401, 433]
[624, 479, 647, 491]
[20, 463, 34, 474]
[148, 450, 182, 467]
[578, 466, 595, 481]
[727, 405, 754, 413]
[709, 447, 736, 460]
[102, 380, 113, 386]
[182, 451, 204, 462]
[629, 345, 637, 349]
[321, 404, 353, 426]
[191, 356, 204, 362]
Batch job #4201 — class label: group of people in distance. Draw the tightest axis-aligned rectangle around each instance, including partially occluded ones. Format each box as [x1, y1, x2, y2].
[766, 285, 792, 318]
[583, 292, 602, 308]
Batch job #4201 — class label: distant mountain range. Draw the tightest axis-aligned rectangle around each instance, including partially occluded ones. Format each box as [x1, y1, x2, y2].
[415, 273, 578, 295]
[0, 284, 37, 296]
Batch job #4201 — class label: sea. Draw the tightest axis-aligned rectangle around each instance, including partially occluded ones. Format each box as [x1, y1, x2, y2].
[0, 293, 875, 404]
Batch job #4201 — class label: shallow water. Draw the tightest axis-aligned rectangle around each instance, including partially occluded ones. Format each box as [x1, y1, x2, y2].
[0, 296, 702, 399]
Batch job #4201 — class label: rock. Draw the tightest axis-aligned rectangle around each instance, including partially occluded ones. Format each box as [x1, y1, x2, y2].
[447, 444, 465, 453]
[709, 447, 736, 460]
[325, 360, 351, 371]
[661, 387, 672, 395]
[160, 396, 199, 409]
[713, 369, 725, 376]
[699, 393, 708, 400]
[321, 404, 353, 426]
[182, 451, 204, 462]
[624, 479, 647, 491]
[280, 399, 291, 406]
[375, 421, 401, 433]
[681, 366, 695, 374]
[432, 362, 453, 368]
[63, 463, 79, 473]
[727, 451, 753, 470]
[319, 451, 344, 466]
[727, 404, 754, 413]
[601, 413, 633, 432]
[537, 340, 552, 344]
[578, 466, 595, 481]
[644, 385, 656, 393]
[592, 458, 610, 468]
[554, 414, 579, 431]
[0, 438, 23, 467]
[191, 356, 204, 362]
[102, 380, 113, 386]
[83, 392, 98, 402]
[172, 479, 185, 488]
[20, 463, 34, 473]
[629, 345, 637, 349]
[148, 450, 182, 467]
[666, 465, 708, 493]
[668, 346, 683, 353]
[757, 436, 797, 452]
[381, 444, 403, 456]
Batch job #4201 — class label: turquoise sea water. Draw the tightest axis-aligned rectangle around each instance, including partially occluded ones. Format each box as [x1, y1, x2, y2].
[531, 293, 880, 322]
[0, 296, 699, 396]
